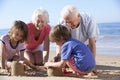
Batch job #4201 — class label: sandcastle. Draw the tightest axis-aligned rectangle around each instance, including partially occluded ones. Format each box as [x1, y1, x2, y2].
[47, 67, 63, 76]
[11, 61, 25, 76]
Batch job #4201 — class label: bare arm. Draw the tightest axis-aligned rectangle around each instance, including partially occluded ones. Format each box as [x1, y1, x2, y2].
[56, 45, 61, 56]
[19, 50, 25, 60]
[54, 45, 61, 62]
[43, 34, 50, 63]
[0, 41, 6, 69]
[88, 37, 96, 58]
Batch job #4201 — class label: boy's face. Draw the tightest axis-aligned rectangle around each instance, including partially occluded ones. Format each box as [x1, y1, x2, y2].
[55, 41, 63, 46]
[11, 30, 24, 42]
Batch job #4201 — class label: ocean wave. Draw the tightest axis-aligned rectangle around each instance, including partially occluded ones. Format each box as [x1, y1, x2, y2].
[97, 35, 120, 49]
[97, 35, 120, 41]
[96, 45, 120, 48]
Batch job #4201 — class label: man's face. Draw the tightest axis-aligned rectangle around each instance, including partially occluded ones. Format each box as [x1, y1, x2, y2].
[63, 14, 80, 29]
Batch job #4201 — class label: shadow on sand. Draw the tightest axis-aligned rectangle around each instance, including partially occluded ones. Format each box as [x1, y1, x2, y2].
[0, 65, 120, 80]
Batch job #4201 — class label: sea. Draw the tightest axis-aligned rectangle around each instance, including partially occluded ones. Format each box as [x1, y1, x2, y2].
[96, 22, 120, 56]
[0, 22, 120, 56]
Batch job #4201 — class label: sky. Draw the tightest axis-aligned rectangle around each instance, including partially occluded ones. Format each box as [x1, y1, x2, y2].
[0, 0, 120, 29]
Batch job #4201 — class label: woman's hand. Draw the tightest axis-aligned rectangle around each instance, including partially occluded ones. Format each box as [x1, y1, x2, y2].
[44, 62, 52, 67]
[0, 69, 8, 74]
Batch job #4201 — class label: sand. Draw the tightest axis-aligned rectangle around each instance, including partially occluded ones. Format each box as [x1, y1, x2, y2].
[0, 52, 120, 80]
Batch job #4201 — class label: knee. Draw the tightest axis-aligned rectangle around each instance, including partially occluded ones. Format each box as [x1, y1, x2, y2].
[36, 59, 43, 66]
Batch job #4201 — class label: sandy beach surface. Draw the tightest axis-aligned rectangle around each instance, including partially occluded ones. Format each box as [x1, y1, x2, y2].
[0, 52, 120, 80]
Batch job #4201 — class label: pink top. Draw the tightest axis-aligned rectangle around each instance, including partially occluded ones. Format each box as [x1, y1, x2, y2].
[0, 34, 25, 60]
[25, 22, 51, 50]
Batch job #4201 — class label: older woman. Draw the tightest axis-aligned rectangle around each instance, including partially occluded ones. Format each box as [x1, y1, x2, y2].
[24, 8, 51, 66]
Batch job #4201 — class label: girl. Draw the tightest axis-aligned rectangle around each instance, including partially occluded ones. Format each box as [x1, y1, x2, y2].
[45, 24, 95, 76]
[0, 20, 37, 71]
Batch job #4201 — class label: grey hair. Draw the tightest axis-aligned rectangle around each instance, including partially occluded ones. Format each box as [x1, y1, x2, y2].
[61, 5, 79, 18]
[32, 8, 49, 23]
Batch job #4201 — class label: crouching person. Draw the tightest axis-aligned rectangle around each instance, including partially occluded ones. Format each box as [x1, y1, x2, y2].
[45, 24, 95, 76]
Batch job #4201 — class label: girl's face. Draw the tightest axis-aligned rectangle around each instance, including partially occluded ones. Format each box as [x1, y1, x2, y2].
[35, 15, 47, 30]
[11, 30, 24, 42]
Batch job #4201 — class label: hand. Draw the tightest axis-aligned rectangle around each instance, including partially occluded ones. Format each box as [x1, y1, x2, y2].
[54, 55, 61, 62]
[35, 66, 47, 71]
[44, 62, 52, 67]
[13, 55, 20, 61]
[0, 69, 8, 73]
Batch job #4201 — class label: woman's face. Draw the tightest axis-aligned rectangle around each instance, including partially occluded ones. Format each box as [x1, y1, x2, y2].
[11, 30, 24, 42]
[35, 15, 47, 30]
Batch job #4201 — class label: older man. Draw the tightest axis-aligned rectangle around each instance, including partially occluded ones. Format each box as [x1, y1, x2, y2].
[56, 5, 99, 60]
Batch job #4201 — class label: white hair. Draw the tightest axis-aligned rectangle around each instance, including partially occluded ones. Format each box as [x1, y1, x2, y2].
[61, 5, 79, 18]
[32, 8, 49, 23]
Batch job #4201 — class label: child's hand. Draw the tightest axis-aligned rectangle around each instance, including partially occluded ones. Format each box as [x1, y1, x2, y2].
[54, 55, 61, 62]
[13, 55, 20, 61]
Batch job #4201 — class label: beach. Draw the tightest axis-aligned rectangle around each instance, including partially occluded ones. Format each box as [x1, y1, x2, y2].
[0, 23, 120, 79]
[0, 52, 120, 80]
